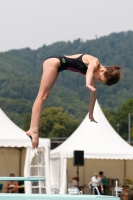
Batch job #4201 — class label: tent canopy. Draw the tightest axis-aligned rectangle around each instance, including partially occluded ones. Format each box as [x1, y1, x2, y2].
[0, 108, 50, 148]
[51, 100, 133, 160]
[50, 100, 133, 194]
[0, 108, 51, 194]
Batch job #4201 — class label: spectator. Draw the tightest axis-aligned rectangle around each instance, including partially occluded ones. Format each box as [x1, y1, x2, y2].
[88, 172, 103, 195]
[99, 171, 107, 195]
[4, 173, 18, 193]
[70, 177, 84, 194]
[70, 177, 78, 188]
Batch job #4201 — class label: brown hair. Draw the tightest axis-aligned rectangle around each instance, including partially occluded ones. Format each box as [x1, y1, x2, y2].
[104, 65, 121, 86]
[10, 173, 15, 177]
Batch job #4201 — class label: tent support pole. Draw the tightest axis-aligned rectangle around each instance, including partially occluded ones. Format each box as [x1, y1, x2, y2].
[19, 148, 22, 177]
[124, 160, 126, 185]
[83, 159, 85, 192]
[77, 165, 79, 186]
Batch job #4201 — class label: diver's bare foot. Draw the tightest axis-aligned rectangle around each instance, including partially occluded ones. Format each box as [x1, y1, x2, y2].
[26, 130, 39, 149]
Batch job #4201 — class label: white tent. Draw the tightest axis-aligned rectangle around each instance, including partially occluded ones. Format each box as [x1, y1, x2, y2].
[0, 108, 50, 194]
[50, 100, 133, 194]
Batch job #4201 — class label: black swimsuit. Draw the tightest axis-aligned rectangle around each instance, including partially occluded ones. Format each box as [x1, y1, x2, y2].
[46, 54, 87, 75]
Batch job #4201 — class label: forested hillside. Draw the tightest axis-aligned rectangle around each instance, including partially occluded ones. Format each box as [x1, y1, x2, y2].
[0, 31, 133, 139]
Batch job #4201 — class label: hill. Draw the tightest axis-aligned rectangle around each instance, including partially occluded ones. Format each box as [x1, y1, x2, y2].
[0, 31, 133, 127]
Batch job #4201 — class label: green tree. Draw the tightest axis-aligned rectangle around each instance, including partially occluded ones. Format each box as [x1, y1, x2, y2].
[130, 127, 133, 140]
[39, 107, 79, 138]
[22, 113, 31, 131]
[102, 108, 117, 128]
[114, 98, 133, 139]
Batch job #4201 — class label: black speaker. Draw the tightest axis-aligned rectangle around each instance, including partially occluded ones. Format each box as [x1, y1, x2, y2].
[73, 150, 84, 166]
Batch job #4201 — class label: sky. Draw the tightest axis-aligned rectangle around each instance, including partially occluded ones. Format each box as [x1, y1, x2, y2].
[0, 0, 133, 52]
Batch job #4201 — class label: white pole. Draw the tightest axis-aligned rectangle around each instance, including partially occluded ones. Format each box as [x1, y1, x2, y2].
[128, 113, 131, 144]
[115, 180, 118, 197]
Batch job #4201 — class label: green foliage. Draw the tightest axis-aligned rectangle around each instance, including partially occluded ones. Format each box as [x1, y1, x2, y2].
[1, 31, 133, 139]
[22, 113, 31, 131]
[103, 98, 133, 140]
[39, 107, 79, 138]
[116, 99, 133, 139]
[130, 127, 133, 140]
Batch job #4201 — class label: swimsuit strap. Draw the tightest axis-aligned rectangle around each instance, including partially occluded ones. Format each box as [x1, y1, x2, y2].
[75, 54, 85, 61]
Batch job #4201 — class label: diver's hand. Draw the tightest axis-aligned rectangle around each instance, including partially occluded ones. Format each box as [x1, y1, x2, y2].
[86, 85, 96, 92]
[26, 130, 39, 149]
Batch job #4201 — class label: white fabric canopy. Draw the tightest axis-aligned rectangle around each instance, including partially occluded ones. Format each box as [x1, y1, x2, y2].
[0, 108, 51, 194]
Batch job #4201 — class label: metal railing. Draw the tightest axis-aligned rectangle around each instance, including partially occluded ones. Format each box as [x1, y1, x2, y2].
[92, 186, 100, 195]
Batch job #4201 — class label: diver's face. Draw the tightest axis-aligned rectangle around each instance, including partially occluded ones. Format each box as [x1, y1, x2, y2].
[98, 73, 106, 84]
[95, 69, 107, 84]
